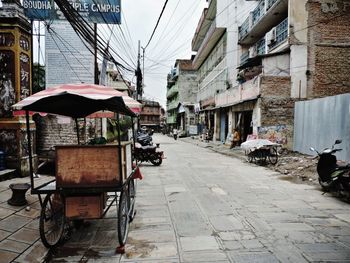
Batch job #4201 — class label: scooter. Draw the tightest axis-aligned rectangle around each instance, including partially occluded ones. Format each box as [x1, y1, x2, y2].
[134, 143, 163, 166]
[310, 139, 350, 198]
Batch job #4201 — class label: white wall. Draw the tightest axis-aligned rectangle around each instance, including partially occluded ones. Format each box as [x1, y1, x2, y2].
[263, 54, 290, 76]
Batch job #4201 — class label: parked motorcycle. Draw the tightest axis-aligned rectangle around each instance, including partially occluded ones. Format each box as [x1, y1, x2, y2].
[136, 131, 153, 146]
[310, 139, 350, 199]
[134, 143, 163, 166]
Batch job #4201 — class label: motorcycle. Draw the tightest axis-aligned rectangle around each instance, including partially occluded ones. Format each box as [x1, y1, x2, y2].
[136, 131, 153, 146]
[310, 139, 350, 199]
[134, 143, 163, 166]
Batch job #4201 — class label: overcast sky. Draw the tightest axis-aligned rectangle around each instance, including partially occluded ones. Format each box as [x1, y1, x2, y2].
[2, 0, 207, 108]
[119, 0, 207, 108]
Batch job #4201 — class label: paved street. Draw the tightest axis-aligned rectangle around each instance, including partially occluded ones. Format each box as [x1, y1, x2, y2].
[1, 134, 350, 262]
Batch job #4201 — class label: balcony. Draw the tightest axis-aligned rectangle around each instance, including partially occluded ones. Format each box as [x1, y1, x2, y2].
[166, 115, 176, 124]
[167, 84, 178, 99]
[238, 0, 288, 46]
[167, 100, 178, 111]
[268, 18, 288, 50]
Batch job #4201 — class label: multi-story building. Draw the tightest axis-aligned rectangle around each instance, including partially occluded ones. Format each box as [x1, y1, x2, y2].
[192, 0, 350, 148]
[139, 100, 161, 131]
[166, 59, 197, 135]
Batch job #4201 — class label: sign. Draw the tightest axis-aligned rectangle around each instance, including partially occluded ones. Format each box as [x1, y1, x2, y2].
[23, 0, 121, 24]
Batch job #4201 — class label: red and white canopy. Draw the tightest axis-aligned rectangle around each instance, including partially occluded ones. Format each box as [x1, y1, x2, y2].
[12, 84, 141, 118]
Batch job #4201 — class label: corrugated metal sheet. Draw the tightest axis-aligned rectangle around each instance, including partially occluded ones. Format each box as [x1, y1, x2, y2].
[293, 94, 350, 161]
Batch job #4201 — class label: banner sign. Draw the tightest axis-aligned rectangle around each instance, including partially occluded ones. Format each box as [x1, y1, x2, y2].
[23, 0, 121, 24]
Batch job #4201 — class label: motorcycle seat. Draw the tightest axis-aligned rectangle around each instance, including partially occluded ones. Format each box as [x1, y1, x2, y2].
[141, 145, 157, 150]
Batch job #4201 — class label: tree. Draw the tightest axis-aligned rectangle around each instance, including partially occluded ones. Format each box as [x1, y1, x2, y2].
[32, 63, 45, 94]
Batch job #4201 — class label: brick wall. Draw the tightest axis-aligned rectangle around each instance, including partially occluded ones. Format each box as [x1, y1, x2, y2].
[260, 76, 291, 98]
[307, 0, 350, 98]
[35, 115, 100, 156]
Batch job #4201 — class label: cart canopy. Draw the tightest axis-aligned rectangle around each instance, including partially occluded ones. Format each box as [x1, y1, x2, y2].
[12, 84, 141, 118]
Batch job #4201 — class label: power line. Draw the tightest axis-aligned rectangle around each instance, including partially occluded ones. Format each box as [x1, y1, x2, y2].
[144, 0, 169, 50]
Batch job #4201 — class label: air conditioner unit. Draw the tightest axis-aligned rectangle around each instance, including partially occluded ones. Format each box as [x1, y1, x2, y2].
[267, 27, 277, 44]
[249, 46, 257, 58]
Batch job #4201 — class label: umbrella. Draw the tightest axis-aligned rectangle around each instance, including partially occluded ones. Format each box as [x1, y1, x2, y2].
[12, 83, 142, 118]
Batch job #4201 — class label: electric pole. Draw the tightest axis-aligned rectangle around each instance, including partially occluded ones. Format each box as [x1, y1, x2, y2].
[136, 40, 143, 102]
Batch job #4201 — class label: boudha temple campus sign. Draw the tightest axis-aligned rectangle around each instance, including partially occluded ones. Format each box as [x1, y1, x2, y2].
[23, 0, 121, 24]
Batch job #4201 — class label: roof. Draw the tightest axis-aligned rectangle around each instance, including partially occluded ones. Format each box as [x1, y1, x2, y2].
[175, 59, 194, 71]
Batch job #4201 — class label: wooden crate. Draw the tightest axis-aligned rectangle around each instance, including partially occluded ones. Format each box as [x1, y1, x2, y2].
[65, 195, 104, 219]
[55, 143, 132, 188]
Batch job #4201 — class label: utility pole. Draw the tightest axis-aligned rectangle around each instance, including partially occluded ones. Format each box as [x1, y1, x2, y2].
[94, 23, 98, 85]
[136, 40, 143, 102]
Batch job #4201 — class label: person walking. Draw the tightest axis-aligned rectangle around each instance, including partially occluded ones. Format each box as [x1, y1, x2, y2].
[173, 128, 178, 140]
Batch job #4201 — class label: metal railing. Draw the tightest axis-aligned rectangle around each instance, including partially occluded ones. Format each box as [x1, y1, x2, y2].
[252, 0, 265, 26]
[239, 17, 249, 39]
[270, 17, 288, 49]
[267, 0, 277, 11]
[256, 37, 266, 55]
[240, 51, 249, 64]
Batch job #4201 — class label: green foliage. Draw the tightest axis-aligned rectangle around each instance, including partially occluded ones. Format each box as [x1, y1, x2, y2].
[107, 116, 132, 141]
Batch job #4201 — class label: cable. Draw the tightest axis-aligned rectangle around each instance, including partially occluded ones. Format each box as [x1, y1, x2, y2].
[144, 0, 169, 49]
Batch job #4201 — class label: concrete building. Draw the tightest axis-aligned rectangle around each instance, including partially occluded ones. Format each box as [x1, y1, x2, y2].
[139, 99, 162, 131]
[166, 59, 197, 135]
[192, 0, 350, 148]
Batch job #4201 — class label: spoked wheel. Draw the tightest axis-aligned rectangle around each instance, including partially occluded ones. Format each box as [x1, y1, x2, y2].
[118, 187, 130, 246]
[150, 153, 162, 166]
[268, 147, 278, 165]
[128, 179, 136, 222]
[39, 193, 65, 248]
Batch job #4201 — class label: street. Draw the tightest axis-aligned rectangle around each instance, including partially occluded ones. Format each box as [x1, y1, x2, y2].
[46, 134, 350, 262]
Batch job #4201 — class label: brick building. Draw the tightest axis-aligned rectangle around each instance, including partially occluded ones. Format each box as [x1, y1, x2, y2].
[139, 100, 162, 131]
[188, 0, 350, 148]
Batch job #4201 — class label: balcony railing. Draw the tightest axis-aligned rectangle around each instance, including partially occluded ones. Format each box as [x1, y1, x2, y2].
[269, 18, 288, 49]
[256, 37, 266, 55]
[167, 84, 178, 99]
[252, 0, 265, 26]
[267, 0, 277, 10]
[240, 51, 249, 64]
[167, 100, 178, 111]
[239, 17, 249, 39]
[166, 115, 176, 124]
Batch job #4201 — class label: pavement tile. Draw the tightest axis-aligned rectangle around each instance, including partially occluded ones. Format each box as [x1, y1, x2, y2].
[0, 249, 19, 263]
[182, 251, 229, 262]
[8, 227, 40, 244]
[0, 207, 15, 219]
[24, 218, 39, 230]
[0, 239, 30, 254]
[180, 236, 219, 252]
[15, 206, 40, 219]
[0, 214, 32, 233]
[241, 239, 264, 249]
[269, 222, 315, 232]
[124, 242, 177, 260]
[128, 230, 175, 243]
[15, 240, 48, 263]
[209, 215, 245, 231]
[219, 231, 256, 241]
[0, 229, 11, 241]
[335, 213, 350, 223]
[90, 230, 118, 248]
[230, 251, 280, 263]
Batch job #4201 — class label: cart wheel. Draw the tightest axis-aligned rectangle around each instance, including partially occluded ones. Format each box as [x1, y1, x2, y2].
[256, 150, 267, 165]
[150, 153, 162, 166]
[118, 188, 130, 246]
[39, 193, 65, 248]
[128, 179, 136, 222]
[247, 152, 253, 163]
[268, 147, 278, 165]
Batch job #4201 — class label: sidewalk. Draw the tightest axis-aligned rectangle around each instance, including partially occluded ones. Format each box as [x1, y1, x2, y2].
[180, 136, 247, 162]
[0, 176, 52, 263]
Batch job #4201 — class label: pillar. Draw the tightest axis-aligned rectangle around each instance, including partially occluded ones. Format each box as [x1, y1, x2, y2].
[0, 0, 37, 176]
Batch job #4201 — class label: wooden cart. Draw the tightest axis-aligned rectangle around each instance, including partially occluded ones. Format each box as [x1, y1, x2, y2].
[12, 84, 141, 249]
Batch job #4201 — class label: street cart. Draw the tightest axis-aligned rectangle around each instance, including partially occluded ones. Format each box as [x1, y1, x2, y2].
[241, 139, 281, 165]
[12, 84, 142, 249]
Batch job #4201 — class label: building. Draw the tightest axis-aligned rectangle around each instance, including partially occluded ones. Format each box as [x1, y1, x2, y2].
[191, 0, 350, 148]
[166, 59, 197, 135]
[104, 62, 133, 96]
[139, 100, 162, 131]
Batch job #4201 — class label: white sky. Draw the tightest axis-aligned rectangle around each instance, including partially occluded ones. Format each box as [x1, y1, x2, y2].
[12, 0, 207, 108]
[113, 0, 208, 108]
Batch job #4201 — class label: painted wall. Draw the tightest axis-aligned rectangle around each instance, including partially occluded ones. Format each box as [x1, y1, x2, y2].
[293, 94, 350, 161]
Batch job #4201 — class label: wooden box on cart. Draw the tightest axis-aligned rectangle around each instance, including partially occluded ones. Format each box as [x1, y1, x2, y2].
[55, 142, 133, 188]
[65, 194, 104, 219]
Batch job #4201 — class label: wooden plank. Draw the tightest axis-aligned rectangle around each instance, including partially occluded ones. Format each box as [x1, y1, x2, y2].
[56, 145, 121, 188]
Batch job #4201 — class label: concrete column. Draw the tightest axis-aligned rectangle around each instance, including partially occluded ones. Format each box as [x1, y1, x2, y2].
[0, 0, 37, 176]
